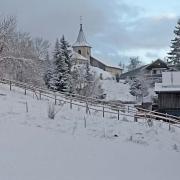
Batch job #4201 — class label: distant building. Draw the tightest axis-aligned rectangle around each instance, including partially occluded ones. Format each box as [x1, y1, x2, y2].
[72, 23, 123, 76]
[155, 72, 180, 116]
[120, 59, 169, 82]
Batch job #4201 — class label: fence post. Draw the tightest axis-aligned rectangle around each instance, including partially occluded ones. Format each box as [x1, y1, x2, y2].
[39, 90, 41, 100]
[25, 101, 28, 113]
[84, 116, 87, 128]
[55, 94, 57, 105]
[118, 110, 120, 120]
[10, 81, 12, 91]
[70, 99, 72, 109]
[86, 101, 88, 114]
[169, 124, 171, 131]
[103, 106, 105, 118]
[134, 116, 138, 122]
[24, 86, 27, 95]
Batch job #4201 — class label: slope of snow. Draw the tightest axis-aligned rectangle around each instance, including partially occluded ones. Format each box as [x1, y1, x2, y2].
[91, 66, 113, 79]
[0, 84, 180, 180]
[102, 79, 136, 102]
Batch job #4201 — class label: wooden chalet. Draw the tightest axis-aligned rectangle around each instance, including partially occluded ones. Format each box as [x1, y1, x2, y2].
[155, 72, 180, 116]
[120, 59, 169, 82]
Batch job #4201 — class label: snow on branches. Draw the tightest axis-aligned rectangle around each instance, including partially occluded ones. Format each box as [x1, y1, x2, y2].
[129, 77, 149, 102]
[168, 19, 180, 64]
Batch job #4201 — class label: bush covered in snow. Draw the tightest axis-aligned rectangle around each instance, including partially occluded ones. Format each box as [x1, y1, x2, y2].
[129, 78, 149, 102]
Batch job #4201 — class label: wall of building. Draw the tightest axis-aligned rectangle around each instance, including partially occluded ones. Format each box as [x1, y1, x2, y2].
[90, 57, 106, 71]
[75, 59, 88, 65]
[105, 66, 122, 76]
[73, 46, 91, 61]
[158, 93, 180, 109]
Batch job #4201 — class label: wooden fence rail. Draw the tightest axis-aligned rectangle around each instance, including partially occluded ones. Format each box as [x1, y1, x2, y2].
[0, 78, 180, 129]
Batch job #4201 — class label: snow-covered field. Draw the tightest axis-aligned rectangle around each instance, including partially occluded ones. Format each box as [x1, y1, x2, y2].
[91, 66, 135, 102]
[102, 79, 136, 102]
[0, 84, 180, 180]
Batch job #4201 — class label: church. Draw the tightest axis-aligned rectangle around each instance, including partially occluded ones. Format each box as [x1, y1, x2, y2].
[72, 23, 123, 77]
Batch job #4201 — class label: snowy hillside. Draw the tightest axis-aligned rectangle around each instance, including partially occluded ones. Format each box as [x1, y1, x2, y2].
[102, 80, 136, 102]
[91, 66, 113, 79]
[0, 84, 180, 180]
[90, 66, 136, 102]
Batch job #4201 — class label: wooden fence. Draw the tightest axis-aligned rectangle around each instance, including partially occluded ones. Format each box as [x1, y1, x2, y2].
[0, 78, 180, 129]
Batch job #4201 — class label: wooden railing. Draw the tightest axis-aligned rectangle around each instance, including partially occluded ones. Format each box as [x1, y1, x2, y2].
[0, 78, 179, 129]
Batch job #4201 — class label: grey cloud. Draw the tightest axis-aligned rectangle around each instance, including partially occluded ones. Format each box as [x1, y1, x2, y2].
[95, 15, 178, 50]
[145, 52, 159, 58]
[0, 0, 179, 64]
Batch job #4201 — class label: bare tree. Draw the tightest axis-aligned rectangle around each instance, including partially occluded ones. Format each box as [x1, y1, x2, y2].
[0, 16, 16, 55]
[33, 37, 50, 60]
[127, 57, 142, 71]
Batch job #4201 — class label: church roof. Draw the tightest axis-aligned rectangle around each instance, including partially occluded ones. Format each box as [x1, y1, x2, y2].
[73, 24, 91, 47]
[72, 51, 89, 61]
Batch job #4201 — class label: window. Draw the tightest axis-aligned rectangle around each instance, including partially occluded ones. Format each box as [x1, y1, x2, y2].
[153, 70, 157, 74]
[78, 50, 81, 54]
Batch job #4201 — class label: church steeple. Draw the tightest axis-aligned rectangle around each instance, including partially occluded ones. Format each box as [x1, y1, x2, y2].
[73, 21, 91, 61]
[73, 23, 91, 47]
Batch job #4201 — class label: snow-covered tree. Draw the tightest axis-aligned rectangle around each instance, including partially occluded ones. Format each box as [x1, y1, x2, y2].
[71, 64, 103, 98]
[0, 57, 44, 86]
[168, 19, 180, 64]
[71, 65, 86, 93]
[33, 37, 50, 60]
[60, 35, 72, 74]
[50, 37, 72, 92]
[0, 16, 16, 56]
[127, 57, 141, 71]
[85, 61, 92, 82]
[44, 52, 53, 88]
[130, 78, 149, 102]
[0, 15, 49, 60]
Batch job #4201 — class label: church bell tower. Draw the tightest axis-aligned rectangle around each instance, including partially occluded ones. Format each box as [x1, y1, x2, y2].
[72, 22, 91, 61]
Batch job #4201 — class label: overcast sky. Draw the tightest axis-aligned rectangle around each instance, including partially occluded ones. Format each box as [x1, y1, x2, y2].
[0, 0, 180, 65]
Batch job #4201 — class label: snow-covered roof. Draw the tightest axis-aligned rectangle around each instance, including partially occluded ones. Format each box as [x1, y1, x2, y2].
[91, 56, 123, 70]
[72, 51, 88, 61]
[146, 59, 168, 70]
[155, 83, 180, 92]
[72, 24, 91, 47]
[155, 72, 180, 92]
[106, 64, 123, 70]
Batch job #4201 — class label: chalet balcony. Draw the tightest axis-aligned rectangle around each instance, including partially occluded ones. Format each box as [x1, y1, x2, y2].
[144, 74, 162, 82]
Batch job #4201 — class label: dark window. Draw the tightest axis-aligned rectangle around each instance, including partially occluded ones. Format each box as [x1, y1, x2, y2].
[153, 70, 157, 74]
[78, 50, 81, 54]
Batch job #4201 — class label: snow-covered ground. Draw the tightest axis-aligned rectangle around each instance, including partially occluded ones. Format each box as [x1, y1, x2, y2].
[91, 66, 113, 80]
[0, 84, 180, 180]
[102, 79, 136, 102]
[91, 66, 135, 102]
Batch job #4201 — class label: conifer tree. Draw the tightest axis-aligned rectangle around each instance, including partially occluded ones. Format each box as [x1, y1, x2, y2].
[59, 35, 73, 92]
[60, 35, 72, 74]
[50, 37, 73, 92]
[168, 19, 180, 64]
[44, 52, 53, 88]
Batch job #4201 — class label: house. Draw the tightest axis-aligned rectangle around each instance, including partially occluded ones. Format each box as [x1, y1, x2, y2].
[155, 71, 180, 116]
[105, 65, 123, 77]
[72, 23, 123, 76]
[120, 59, 169, 82]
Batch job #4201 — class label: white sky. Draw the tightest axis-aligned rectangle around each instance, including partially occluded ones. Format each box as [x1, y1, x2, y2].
[0, 0, 180, 66]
